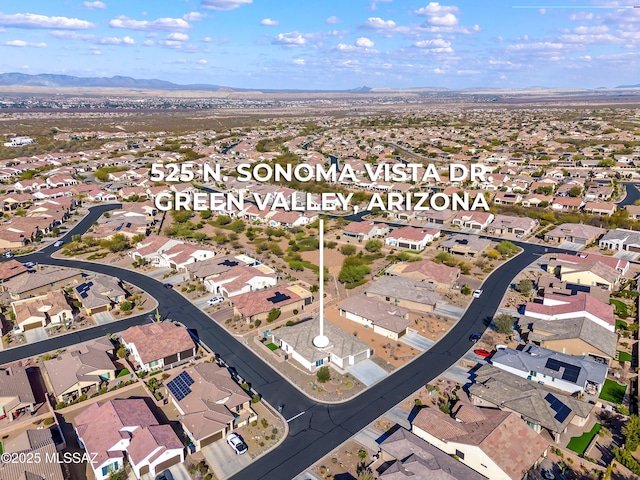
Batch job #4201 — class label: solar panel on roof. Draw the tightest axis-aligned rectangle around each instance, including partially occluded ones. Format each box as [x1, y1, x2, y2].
[545, 358, 562, 372]
[544, 393, 572, 423]
[267, 291, 291, 304]
[125, 223, 131, 228]
[77, 283, 86, 292]
[80, 292, 88, 299]
[167, 372, 194, 401]
[562, 365, 581, 384]
[221, 259, 239, 267]
[87, 282, 93, 288]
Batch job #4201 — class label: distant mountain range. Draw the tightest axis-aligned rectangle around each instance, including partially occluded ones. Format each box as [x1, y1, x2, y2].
[0, 72, 637, 92]
[0, 73, 380, 93]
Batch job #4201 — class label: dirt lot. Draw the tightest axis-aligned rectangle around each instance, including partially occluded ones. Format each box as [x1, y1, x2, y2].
[312, 440, 376, 480]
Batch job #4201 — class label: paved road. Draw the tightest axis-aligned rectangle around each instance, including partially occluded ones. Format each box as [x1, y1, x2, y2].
[0, 204, 563, 480]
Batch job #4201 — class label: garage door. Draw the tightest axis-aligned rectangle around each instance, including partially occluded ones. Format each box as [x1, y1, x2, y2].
[200, 430, 223, 448]
[629, 245, 640, 253]
[140, 465, 149, 476]
[155, 454, 181, 473]
[23, 321, 42, 331]
[90, 305, 109, 314]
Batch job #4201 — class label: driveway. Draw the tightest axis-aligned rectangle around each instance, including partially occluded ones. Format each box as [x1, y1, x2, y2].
[558, 241, 584, 251]
[24, 327, 48, 344]
[345, 359, 388, 386]
[93, 311, 114, 325]
[614, 250, 639, 261]
[433, 303, 464, 319]
[399, 329, 435, 352]
[145, 268, 174, 280]
[201, 438, 253, 480]
[138, 462, 191, 480]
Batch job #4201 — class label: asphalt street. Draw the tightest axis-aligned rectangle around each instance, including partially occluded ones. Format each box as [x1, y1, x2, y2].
[0, 204, 562, 480]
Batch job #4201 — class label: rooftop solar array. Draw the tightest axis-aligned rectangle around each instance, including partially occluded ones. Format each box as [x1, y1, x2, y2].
[267, 291, 291, 304]
[76, 282, 94, 299]
[545, 358, 581, 384]
[221, 259, 239, 267]
[166, 371, 195, 401]
[544, 393, 572, 423]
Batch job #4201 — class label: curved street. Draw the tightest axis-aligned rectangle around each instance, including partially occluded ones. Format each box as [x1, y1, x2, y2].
[0, 205, 562, 480]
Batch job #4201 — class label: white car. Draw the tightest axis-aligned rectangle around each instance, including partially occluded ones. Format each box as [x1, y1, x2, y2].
[226, 433, 248, 455]
[472, 289, 483, 298]
[207, 296, 225, 306]
[53, 241, 63, 247]
[4, 252, 14, 258]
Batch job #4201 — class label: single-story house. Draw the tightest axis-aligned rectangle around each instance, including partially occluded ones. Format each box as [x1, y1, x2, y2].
[339, 294, 410, 340]
[120, 323, 196, 372]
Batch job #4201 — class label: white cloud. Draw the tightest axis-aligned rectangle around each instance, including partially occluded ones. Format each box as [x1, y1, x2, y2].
[82, 1, 106, 9]
[370, 0, 393, 10]
[49, 30, 135, 45]
[573, 25, 609, 34]
[201, 0, 252, 11]
[202, 36, 212, 42]
[569, 12, 594, 21]
[166, 32, 189, 41]
[293, 58, 305, 65]
[433, 67, 445, 74]
[0, 13, 94, 30]
[272, 31, 306, 46]
[197, 58, 208, 64]
[109, 15, 190, 31]
[99, 35, 135, 45]
[4, 39, 47, 47]
[413, 37, 453, 52]
[261, 18, 279, 26]
[428, 12, 458, 26]
[355, 36, 374, 48]
[506, 41, 567, 51]
[143, 39, 155, 46]
[183, 12, 206, 21]
[90, 47, 102, 54]
[539, 8, 546, 15]
[414, 3, 459, 16]
[364, 17, 397, 30]
[326, 16, 341, 24]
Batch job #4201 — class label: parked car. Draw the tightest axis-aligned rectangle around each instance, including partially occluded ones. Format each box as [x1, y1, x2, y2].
[53, 241, 63, 247]
[155, 470, 174, 480]
[472, 289, 483, 298]
[226, 432, 248, 455]
[4, 252, 14, 258]
[469, 333, 482, 343]
[23, 262, 35, 269]
[163, 283, 173, 289]
[473, 349, 492, 358]
[516, 233, 524, 239]
[207, 296, 225, 306]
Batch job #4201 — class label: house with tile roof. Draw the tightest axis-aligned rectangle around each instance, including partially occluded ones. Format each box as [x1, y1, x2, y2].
[165, 362, 256, 451]
[490, 345, 608, 395]
[599, 227, 640, 252]
[0, 429, 65, 480]
[231, 284, 313, 323]
[120, 323, 196, 372]
[273, 315, 372, 372]
[469, 364, 594, 443]
[73, 275, 127, 315]
[385, 226, 440, 251]
[204, 264, 277, 297]
[520, 315, 617, 362]
[385, 259, 459, 291]
[342, 221, 389, 241]
[544, 223, 605, 245]
[451, 211, 494, 230]
[11, 290, 73, 332]
[365, 276, 441, 314]
[44, 337, 117, 403]
[552, 252, 629, 276]
[524, 292, 615, 332]
[74, 398, 184, 480]
[339, 294, 410, 340]
[378, 427, 487, 480]
[411, 402, 548, 480]
[487, 214, 538, 237]
[0, 367, 36, 422]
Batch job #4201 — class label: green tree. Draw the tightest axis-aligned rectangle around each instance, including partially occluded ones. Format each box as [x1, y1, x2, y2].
[340, 244, 357, 256]
[116, 346, 128, 358]
[461, 284, 471, 295]
[119, 300, 133, 312]
[622, 415, 640, 451]
[493, 313, 515, 334]
[568, 186, 583, 197]
[516, 279, 533, 296]
[485, 249, 500, 260]
[316, 366, 331, 383]
[266, 308, 281, 323]
[496, 241, 518, 256]
[435, 251, 453, 264]
[364, 239, 383, 252]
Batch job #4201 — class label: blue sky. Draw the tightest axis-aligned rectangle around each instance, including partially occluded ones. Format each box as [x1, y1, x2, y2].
[0, 1, 638, 90]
